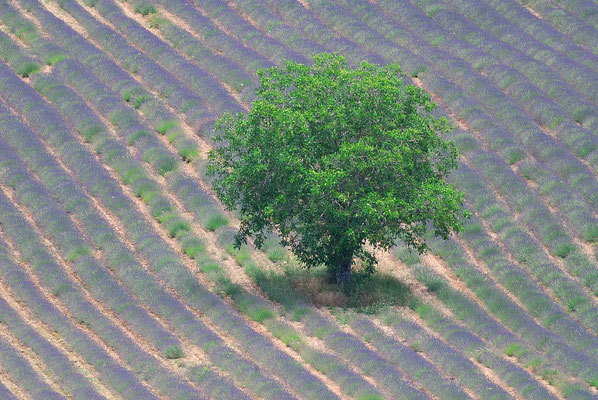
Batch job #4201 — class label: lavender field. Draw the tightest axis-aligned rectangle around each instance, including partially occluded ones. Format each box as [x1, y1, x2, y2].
[0, 0, 597, 398]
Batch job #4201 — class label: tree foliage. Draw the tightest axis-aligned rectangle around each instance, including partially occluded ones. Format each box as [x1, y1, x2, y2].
[208, 53, 467, 284]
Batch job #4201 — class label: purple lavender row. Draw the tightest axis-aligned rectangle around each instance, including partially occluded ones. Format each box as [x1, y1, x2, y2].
[395, 246, 591, 398]
[520, 0, 598, 55]
[547, 0, 598, 29]
[77, 0, 243, 116]
[43, 61, 179, 177]
[0, 126, 206, 400]
[0, 103, 186, 355]
[0, 56, 332, 400]
[259, 0, 426, 74]
[318, 0, 598, 174]
[175, 0, 307, 65]
[450, 163, 598, 347]
[424, 73, 598, 209]
[10, 0, 213, 133]
[375, 0, 598, 134]
[125, 0, 259, 104]
[203, 0, 386, 67]
[0, 242, 105, 399]
[365, 310, 521, 400]
[0, 1, 199, 160]
[0, 333, 65, 400]
[343, 315, 475, 400]
[0, 199, 158, 399]
[238, 0, 598, 210]
[140, 0, 275, 76]
[479, 0, 598, 75]
[422, 227, 598, 388]
[460, 148, 598, 303]
[0, 65, 294, 400]
[407, 0, 598, 108]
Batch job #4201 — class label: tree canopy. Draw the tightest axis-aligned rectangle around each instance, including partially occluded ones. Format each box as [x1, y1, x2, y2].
[208, 53, 467, 284]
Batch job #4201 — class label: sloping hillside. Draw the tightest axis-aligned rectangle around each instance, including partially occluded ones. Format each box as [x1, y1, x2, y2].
[0, 0, 597, 398]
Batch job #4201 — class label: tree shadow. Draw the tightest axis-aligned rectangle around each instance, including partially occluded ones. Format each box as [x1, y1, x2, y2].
[253, 264, 415, 315]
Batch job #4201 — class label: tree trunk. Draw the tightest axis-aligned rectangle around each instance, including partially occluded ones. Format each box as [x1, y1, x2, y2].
[335, 259, 352, 285]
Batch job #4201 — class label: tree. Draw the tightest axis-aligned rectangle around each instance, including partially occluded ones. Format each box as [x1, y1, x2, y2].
[208, 53, 468, 285]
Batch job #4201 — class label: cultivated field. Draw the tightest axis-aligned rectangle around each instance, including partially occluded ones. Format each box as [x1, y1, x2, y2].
[0, 0, 598, 398]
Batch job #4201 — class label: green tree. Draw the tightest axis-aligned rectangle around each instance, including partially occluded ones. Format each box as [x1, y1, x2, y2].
[208, 53, 467, 285]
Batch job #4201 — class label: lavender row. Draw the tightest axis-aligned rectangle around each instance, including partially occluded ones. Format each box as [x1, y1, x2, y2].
[2, 55, 337, 399]
[479, 0, 598, 75]
[369, 310, 525, 400]
[211, 0, 386, 67]
[75, 0, 243, 115]
[0, 192, 157, 399]
[0, 333, 64, 400]
[127, 0, 258, 103]
[519, 0, 598, 56]
[0, 30, 41, 78]
[37, 56, 379, 399]
[0, 103, 191, 355]
[0, 1, 200, 161]
[456, 148, 598, 302]
[424, 73, 598, 211]
[142, 0, 275, 77]
[343, 315, 476, 400]
[0, 242, 106, 399]
[315, 0, 598, 174]
[0, 64, 302, 399]
[394, 245, 595, 397]
[544, 0, 598, 29]
[10, 0, 214, 133]
[409, 0, 598, 112]
[0, 125, 208, 399]
[419, 227, 598, 387]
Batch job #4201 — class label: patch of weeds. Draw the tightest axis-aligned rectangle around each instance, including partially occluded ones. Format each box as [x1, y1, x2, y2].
[52, 282, 70, 297]
[128, 129, 152, 145]
[121, 166, 145, 185]
[182, 238, 205, 259]
[134, 2, 156, 15]
[17, 62, 40, 78]
[554, 242, 575, 258]
[178, 146, 199, 162]
[425, 4, 443, 17]
[525, 357, 542, 372]
[154, 156, 178, 176]
[167, 218, 191, 238]
[548, 116, 564, 129]
[67, 245, 90, 262]
[506, 149, 526, 165]
[582, 225, 598, 243]
[157, 120, 177, 135]
[357, 395, 383, 400]
[504, 343, 526, 358]
[410, 65, 427, 78]
[205, 213, 228, 231]
[267, 247, 286, 263]
[163, 345, 183, 359]
[588, 375, 598, 389]
[247, 307, 275, 322]
[540, 368, 558, 385]
[567, 296, 586, 312]
[430, 36, 444, 46]
[45, 53, 67, 66]
[409, 341, 422, 352]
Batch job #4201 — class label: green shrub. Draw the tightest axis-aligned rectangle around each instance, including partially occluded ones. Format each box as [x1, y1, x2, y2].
[163, 345, 183, 359]
[205, 213, 228, 231]
[134, 2, 156, 15]
[17, 62, 40, 78]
